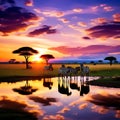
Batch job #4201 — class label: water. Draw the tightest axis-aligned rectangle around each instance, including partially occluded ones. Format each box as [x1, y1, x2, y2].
[0, 76, 119, 120]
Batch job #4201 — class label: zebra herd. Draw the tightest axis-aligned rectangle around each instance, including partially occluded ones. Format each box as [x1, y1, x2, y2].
[58, 64, 90, 78]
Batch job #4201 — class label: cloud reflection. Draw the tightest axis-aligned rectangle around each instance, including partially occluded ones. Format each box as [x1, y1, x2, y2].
[57, 106, 70, 113]
[86, 92, 120, 118]
[29, 96, 58, 106]
[43, 114, 65, 120]
[78, 103, 88, 110]
[0, 96, 44, 119]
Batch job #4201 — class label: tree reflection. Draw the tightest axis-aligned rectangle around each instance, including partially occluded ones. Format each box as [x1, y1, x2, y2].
[13, 80, 37, 95]
[43, 77, 53, 89]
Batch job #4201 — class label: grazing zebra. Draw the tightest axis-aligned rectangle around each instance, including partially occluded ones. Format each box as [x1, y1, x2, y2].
[83, 66, 90, 76]
[44, 64, 53, 71]
[58, 64, 70, 77]
[58, 65, 80, 78]
[68, 66, 80, 75]
[80, 65, 90, 75]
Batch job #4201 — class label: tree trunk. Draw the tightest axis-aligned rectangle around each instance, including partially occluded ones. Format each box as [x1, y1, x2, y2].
[25, 56, 29, 69]
[46, 59, 48, 65]
[110, 60, 112, 66]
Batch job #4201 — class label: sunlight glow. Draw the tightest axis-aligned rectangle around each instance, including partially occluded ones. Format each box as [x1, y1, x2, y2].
[31, 48, 47, 62]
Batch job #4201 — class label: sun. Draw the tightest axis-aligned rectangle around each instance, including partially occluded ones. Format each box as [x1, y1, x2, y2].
[31, 48, 47, 62]
[32, 56, 41, 62]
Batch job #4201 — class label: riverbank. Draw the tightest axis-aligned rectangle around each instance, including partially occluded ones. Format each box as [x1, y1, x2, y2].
[0, 63, 120, 88]
[0, 75, 120, 88]
[89, 77, 120, 88]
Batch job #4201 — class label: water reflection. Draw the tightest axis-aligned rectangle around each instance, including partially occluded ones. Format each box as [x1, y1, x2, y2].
[13, 80, 38, 95]
[58, 77, 72, 96]
[0, 76, 119, 120]
[43, 77, 53, 89]
[58, 76, 90, 96]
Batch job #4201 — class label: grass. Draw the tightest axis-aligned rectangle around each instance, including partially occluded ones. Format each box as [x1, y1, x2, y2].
[89, 77, 120, 88]
[0, 63, 120, 78]
[0, 63, 119, 87]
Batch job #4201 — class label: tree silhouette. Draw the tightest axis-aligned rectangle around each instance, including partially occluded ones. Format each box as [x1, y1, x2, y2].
[13, 47, 38, 69]
[40, 54, 54, 64]
[98, 60, 103, 64]
[8, 59, 16, 64]
[104, 56, 116, 66]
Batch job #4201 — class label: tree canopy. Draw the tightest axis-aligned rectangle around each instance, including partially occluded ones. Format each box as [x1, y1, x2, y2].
[104, 56, 117, 65]
[13, 46, 38, 69]
[40, 54, 55, 64]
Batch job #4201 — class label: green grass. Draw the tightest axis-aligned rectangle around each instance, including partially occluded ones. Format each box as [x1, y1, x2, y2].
[0, 63, 119, 78]
[0, 63, 119, 88]
[89, 77, 120, 88]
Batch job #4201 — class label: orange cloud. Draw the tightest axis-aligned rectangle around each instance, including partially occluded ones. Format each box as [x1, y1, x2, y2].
[90, 17, 108, 25]
[78, 22, 87, 27]
[78, 103, 88, 110]
[25, 0, 33, 6]
[43, 114, 65, 120]
[91, 105, 109, 114]
[34, 8, 41, 13]
[91, 4, 114, 13]
[103, 6, 114, 12]
[58, 106, 70, 113]
[113, 13, 120, 22]
[115, 110, 120, 118]
[73, 8, 83, 13]
[91, 6, 99, 12]
[59, 18, 69, 23]
[43, 10, 64, 17]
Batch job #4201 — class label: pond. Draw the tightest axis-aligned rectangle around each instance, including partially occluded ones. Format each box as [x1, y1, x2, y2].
[0, 76, 119, 120]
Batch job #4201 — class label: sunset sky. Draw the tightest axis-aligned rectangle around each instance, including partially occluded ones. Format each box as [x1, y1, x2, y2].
[0, 0, 120, 62]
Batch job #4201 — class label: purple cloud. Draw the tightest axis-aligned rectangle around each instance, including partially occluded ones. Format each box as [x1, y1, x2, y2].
[49, 45, 120, 56]
[0, 0, 15, 5]
[0, 6, 39, 35]
[28, 25, 57, 36]
[82, 36, 91, 40]
[86, 22, 120, 39]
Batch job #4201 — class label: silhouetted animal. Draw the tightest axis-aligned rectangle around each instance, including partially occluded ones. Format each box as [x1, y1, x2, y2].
[58, 77, 72, 96]
[44, 64, 53, 71]
[80, 83, 90, 96]
[67, 66, 80, 77]
[58, 65, 80, 78]
[58, 64, 70, 77]
[43, 77, 53, 89]
[81, 66, 90, 76]
[70, 78, 80, 91]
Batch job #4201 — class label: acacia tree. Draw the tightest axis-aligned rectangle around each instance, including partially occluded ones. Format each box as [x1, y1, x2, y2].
[9, 59, 16, 64]
[40, 54, 54, 64]
[104, 56, 116, 66]
[13, 47, 38, 69]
